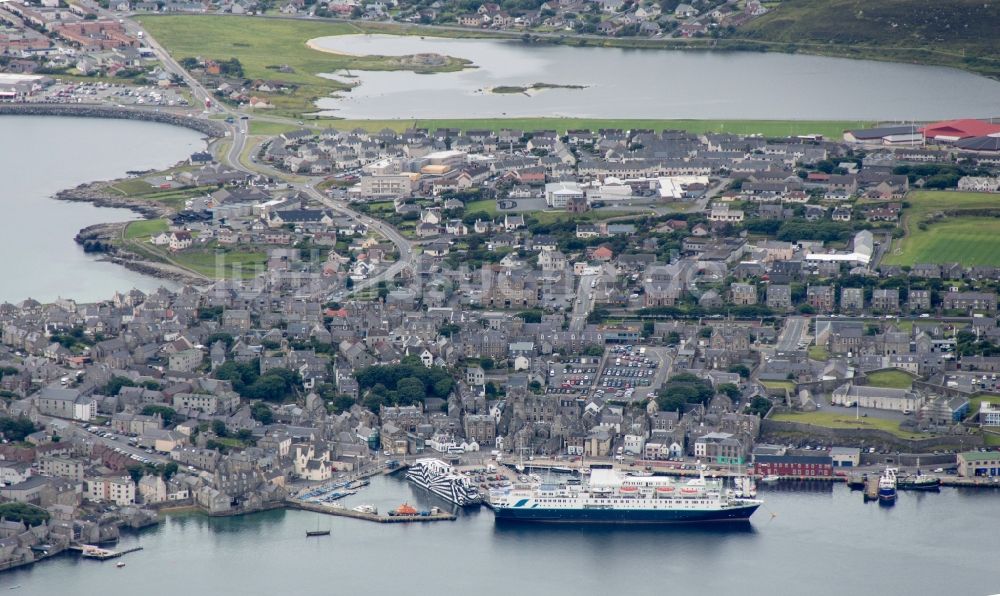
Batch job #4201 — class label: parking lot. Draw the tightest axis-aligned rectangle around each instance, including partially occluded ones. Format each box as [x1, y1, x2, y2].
[543, 346, 673, 403]
[548, 356, 600, 394]
[594, 345, 658, 402]
[33, 81, 190, 108]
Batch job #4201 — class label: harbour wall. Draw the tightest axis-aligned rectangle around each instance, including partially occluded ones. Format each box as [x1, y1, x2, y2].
[0, 103, 226, 137]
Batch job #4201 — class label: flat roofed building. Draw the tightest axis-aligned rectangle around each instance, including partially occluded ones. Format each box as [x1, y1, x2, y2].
[958, 451, 1000, 477]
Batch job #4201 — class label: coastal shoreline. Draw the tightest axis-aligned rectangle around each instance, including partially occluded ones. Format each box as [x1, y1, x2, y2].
[58, 181, 175, 221]
[53, 165, 210, 285]
[0, 108, 220, 287]
[305, 35, 475, 73]
[306, 37, 362, 57]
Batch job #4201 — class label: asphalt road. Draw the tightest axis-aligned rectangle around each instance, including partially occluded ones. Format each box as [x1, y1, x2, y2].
[38, 415, 171, 465]
[569, 273, 598, 333]
[643, 346, 674, 400]
[776, 316, 809, 351]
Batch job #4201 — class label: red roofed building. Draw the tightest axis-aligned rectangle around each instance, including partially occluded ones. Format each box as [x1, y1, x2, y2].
[590, 246, 614, 261]
[920, 119, 1000, 142]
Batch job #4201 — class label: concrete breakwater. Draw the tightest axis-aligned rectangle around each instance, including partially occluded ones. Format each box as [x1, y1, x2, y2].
[287, 499, 457, 523]
[0, 103, 226, 137]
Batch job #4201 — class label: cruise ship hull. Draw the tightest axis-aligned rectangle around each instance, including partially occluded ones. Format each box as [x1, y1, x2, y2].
[405, 459, 481, 507]
[493, 503, 761, 524]
[408, 475, 480, 507]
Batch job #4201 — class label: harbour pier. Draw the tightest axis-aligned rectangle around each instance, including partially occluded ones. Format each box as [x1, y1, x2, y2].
[286, 499, 457, 523]
[70, 544, 144, 560]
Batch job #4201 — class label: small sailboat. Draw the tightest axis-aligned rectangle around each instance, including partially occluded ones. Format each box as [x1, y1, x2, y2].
[761, 474, 781, 483]
[306, 516, 331, 537]
[116, 562, 126, 568]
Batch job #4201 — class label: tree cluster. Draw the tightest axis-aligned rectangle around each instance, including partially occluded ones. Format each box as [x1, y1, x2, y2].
[355, 357, 455, 411]
[141, 405, 177, 427]
[215, 361, 302, 402]
[0, 416, 38, 442]
[0, 502, 49, 526]
[748, 396, 773, 418]
[655, 373, 715, 412]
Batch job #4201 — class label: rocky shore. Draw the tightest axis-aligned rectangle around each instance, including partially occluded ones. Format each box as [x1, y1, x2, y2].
[57, 176, 208, 284]
[57, 180, 173, 220]
[75, 222, 207, 285]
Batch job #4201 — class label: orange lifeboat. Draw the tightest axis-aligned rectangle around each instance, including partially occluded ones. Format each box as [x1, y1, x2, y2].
[395, 503, 418, 515]
[656, 486, 674, 493]
[620, 486, 639, 493]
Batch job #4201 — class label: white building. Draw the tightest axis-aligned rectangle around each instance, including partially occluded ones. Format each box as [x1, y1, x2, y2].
[805, 230, 874, 267]
[981, 402, 1000, 426]
[958, 176, 1000, 193]
[708, 205, 744, 222]
[643, 442, 668, 460]
[0, 462, 31, 487]
[545, 181, 584, 208]
[623, 434, 645, 455]
[585, 178, 633, 202]
[832, 382, 922, 413]
[657, 175, 709, 200]
[87, 476, 136, 506]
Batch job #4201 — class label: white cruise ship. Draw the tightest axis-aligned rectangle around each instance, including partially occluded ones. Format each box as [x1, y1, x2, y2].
[490, 464, 761, 524]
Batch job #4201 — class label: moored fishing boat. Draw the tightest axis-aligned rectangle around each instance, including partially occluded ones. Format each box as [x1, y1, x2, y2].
[878, 468, 898, 504]
[898, 471, 941, 491]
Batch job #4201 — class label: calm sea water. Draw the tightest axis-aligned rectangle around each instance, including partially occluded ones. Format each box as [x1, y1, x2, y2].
[0, 116, 205, 303]
[6, 475, 999, 595]
[312, 34, 1000, 120]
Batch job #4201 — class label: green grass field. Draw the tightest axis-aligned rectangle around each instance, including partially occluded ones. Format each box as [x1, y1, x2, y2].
[807, 345, 830, 361]
[459, 199, 637, 223]
[119, 223, 264, 279]
[171, 249, 268, 279]
[770, 411, 925, 440]
[251, 117, 869, 137]
[887, 218, 1000, 267]
[532, 209, 633, 225]
[884, 191, 1000, 266]
[364, 201, 397, 214]
[138, 16, 469, 116]
[463, 199, 498, 216]
[124, 219, 168, 240]
[110, 179, 214, 212]
[110, 178, 155, 195]
[865, 369, 915, 389]
[761, 380, 795, 392]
